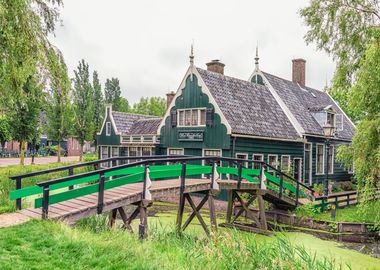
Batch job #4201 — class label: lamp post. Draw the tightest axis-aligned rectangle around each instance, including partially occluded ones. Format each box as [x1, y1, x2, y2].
[323, 124, 334, 197]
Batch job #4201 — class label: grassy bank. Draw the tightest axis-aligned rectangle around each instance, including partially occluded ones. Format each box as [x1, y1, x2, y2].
[0, 156, 96, 213]
[295, 200, 380, 224]
[0, 219, 349, 270]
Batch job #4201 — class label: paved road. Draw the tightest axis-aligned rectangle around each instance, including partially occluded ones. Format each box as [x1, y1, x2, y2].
[0, 156, 80, 167]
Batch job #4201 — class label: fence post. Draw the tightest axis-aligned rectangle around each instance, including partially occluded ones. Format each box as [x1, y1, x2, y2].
[279, 174, 284, 199]
[68, 168, 74, 190]
[42, 186, 50, 219]
[176, 162, 187, 234]
[347, 194, 350, 207]
[97, 173, 105, 214]
[15, 177, 22, 210]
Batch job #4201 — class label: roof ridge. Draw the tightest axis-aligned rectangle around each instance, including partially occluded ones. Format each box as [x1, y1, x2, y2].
[112, 111, 160, 118]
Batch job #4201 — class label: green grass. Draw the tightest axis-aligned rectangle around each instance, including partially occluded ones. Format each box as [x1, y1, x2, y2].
[294, 200, 380, 224]
[0, 161, 92, 214]
[0, 219, 350, 270]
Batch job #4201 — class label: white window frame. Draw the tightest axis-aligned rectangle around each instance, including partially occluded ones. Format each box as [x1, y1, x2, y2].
[202, 149, 222, 178]
[280, 155, 291, 172]
[167, 148, 184, 156]
[304, 143, 313, 185]
[252, 154, 264, 170]
[328, 145, 334, 175]
[267, 155, 278, 172]
[106, 122, 111, 136]
[235, 153, 248, 167]
[315, 143, 325, 175]
[177, 107, 207, 127]
[142, 147, 153, 156]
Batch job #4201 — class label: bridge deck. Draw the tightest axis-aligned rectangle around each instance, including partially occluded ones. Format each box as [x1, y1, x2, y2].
[19, 179, 299, 224]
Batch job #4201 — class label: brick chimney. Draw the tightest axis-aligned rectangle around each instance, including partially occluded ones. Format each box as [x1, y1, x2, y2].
[206, 60, 225, 75]
[166, 91, 175, 108]
[292, 58, 306, 87]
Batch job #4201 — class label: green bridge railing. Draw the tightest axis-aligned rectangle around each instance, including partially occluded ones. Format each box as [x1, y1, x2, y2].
[9, 156, 315, 219]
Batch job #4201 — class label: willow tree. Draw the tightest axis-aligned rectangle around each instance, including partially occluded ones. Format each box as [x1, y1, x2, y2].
[301, 1, 380, 196]
[0, 0, 65, 164]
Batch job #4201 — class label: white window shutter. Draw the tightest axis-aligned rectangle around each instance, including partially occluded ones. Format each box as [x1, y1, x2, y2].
[336, 114, 343, 131]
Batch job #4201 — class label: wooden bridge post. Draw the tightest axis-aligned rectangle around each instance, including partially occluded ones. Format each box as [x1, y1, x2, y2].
[176, 162, 187, 235]
[68, 168, 74, 190]
[257, 192, 267, 230]
[97, 173, 105, 214]
[42, 186, 50, 219]
[226, 190, 234, 224]
[15, 177, 22, 210]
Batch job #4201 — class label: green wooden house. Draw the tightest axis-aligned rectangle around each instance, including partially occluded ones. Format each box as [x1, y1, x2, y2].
[97, 53, 355, 187]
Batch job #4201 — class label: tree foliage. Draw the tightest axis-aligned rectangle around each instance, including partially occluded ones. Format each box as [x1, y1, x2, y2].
[300, 0, 380, 120]
[46, 50, 72, 162]
[301, 1, 380, 194]
[72, 60, 94, 161]
[11, 76, 44, 165]
[92, 70, 104, 145]
[131, 97, 166, 116]
[0, 115, 12, 149]
[104, 78, 128, 111]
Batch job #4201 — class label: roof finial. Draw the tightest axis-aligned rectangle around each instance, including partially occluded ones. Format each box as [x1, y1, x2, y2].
[189, 41, 194, 66]
[254, 43, 260, 71]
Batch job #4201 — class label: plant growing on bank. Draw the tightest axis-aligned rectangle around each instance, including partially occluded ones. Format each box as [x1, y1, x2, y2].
[72, 59, 95, 161]
[0, 116, 12, 150]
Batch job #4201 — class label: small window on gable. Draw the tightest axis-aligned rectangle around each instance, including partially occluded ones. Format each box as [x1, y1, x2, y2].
[106, 122, 111, 136]
[336, 114, 343, 131]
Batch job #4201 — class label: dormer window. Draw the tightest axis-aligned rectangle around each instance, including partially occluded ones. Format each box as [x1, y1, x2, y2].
[309, 105, 343, 135]
[106, 122, 111, 136]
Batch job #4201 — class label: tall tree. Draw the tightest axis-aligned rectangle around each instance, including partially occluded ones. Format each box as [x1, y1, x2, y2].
[0, 115, 12, 150]
[92, 70, 104, 146]
[301, 2, 380, 195]
[72, 60, 94, 161]
[12, 76, 44, 165]
[131, 97, 166, 116]
[104, 78, 129, 111]
[300, 0, 380, 120]
[46, 50, 72, 163]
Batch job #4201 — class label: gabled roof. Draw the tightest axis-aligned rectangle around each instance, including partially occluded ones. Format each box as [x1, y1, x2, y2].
[262, 72, 355, 140]
[112, 111, 160, 135]
[196, 68, 301, 140]
[126, 118, 162, 135]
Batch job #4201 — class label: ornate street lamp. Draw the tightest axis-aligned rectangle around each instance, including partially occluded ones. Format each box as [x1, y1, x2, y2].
[323, 124, 334, 196]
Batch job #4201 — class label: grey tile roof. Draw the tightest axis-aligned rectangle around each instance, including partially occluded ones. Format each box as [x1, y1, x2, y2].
[126, 118, 162, 135]
[262, 72, 355, 140]
[112, 111, 160, 134]
[196, 68, 301, 140]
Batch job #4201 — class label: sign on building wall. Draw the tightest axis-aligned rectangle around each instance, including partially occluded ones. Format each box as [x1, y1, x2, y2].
[178, 131, 204, 141]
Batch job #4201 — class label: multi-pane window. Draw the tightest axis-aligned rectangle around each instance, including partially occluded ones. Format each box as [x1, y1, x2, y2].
[267, 155, 278, 171]
[168, 148, 184, 155]
[316, 144, 325, 174]
[106, 122, 111, 136]
[281, 155, 290, 172]
[252, 154, 263, 170]
[101, 146, 109, 159]
[326, 112, 335, 126]
[112, 147, 119, 157]
[203, 149, 222, 166]
[236, 153, 248, 167]
[129, 147, 139, 156]
[178, 108, 207, 127]
[142, 147, 152, 156]
[328, 145, 334, 174]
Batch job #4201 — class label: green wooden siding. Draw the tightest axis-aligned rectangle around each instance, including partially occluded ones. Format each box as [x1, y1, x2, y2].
[306, 136, 353, 184]
[97, 108, 120, 146]
[160, 74, 230, 150]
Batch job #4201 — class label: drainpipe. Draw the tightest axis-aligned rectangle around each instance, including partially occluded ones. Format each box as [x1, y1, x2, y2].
[232, 136, 236, 157]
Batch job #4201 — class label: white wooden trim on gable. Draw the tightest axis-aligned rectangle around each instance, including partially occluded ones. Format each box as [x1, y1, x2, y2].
[251, 71, 305, 138]
[157, 65, 232, 135]
[326, 91, 356, 129]
[97, 104, 120, 136]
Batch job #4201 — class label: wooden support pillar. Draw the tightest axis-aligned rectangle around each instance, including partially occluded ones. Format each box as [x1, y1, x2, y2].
[208, 191, 217, 233]
[118, 207, 134, 232]
[138, 200, 150, 240]
[257, 193, 267, 230]
[226, 190, 234, 224]
[176, 162, 187, 235]
[109, 208, 118, 228]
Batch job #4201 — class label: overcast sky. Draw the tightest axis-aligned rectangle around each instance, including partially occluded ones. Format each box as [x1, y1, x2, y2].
[52, 0, 335, 103]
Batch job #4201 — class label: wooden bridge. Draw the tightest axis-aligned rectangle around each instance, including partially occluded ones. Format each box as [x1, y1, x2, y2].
[9, 156, 314, 238]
